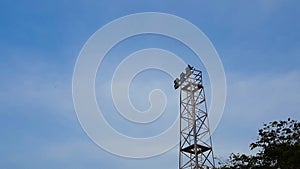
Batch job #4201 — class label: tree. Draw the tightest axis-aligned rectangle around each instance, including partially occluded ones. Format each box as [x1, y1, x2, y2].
[219, 118, 300, 169]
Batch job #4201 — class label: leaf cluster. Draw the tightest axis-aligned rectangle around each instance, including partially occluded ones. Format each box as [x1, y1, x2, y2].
[218, 118, 300, 169]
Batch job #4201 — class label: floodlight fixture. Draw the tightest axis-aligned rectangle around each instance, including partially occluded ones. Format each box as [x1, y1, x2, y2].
[173, 65, 194, 90]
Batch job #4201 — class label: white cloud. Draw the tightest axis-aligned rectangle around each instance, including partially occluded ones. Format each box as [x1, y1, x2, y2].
[213, 70, 300, 158]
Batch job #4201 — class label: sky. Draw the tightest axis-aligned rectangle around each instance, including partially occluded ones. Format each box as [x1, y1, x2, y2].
[1, 0, 300, 168]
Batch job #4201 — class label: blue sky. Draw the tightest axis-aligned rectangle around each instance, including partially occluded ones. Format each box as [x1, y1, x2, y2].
[1, 0, 300, 168]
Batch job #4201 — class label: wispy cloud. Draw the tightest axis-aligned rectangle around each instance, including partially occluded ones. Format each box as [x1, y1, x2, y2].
[213, 70, 300, 158]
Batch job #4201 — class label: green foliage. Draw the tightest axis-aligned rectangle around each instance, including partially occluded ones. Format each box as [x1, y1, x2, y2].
[218, 118, 300, 169]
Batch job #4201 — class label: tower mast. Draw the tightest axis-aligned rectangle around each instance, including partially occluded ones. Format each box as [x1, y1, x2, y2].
[174, 65, 215, 169]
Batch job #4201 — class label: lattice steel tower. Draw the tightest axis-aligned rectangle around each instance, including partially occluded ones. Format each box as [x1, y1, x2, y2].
[174, 65, 215, 169]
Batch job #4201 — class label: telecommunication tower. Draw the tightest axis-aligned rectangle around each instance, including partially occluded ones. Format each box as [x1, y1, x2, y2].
[174, 65, 215, 169]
